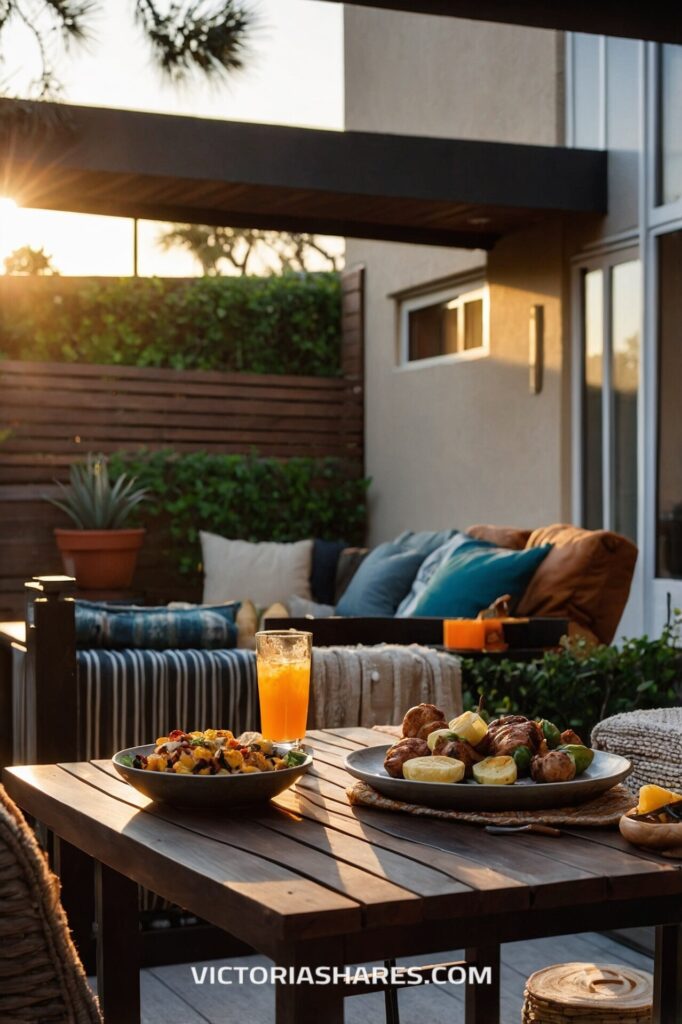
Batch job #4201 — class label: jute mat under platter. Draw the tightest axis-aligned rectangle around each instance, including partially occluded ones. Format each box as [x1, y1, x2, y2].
[346, 781, 636, 827]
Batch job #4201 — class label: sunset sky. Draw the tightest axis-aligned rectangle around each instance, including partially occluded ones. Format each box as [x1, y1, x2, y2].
[0, 0, 344, 276]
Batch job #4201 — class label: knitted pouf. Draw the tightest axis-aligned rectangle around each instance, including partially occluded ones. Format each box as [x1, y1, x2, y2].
[0, 784, 102, 1023]
[522, 962, 652, 1023]
[592, 707, 682, 794]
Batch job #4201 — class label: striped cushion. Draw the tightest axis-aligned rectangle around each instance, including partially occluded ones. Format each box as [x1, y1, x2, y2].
[76, 648, 258, 761]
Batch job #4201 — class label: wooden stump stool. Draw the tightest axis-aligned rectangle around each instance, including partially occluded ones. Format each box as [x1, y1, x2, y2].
[522, 962, 653, 1023]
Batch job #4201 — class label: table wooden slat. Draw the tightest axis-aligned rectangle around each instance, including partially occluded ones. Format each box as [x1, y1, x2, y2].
[63, 760, 426, 929]
[271, 787, 530, 912]
[3, 764, 362, 948]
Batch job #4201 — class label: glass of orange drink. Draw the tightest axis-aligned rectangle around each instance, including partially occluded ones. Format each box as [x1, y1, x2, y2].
[255, 630, 312, 743]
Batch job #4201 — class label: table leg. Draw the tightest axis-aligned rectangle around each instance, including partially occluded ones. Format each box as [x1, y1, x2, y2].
[654, 923, 682, 1024]
[95, 861, 140, 1024]
[53, 836, 96, 975]
[275, 978, 344, 1024]
[465, 944, 500, 1024]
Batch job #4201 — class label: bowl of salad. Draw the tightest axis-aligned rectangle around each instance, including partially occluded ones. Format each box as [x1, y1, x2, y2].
[113, 729, 312, 807]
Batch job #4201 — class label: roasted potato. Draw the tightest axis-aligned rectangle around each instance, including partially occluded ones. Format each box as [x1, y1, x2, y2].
[417, 719, 450, 741]
[433, 738, 483, 777]
[427, 728, 459, 752]
[402, 703, 446, 738]
[448, 710, 488, 747]
[402, 755, 465, 783]
[530, 750, 576, 783]
[473, 756, 517, 786]
[383, 737, 430, 778]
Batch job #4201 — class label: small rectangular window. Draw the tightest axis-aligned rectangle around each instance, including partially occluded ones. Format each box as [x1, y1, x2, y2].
[400, 285, 488, 367]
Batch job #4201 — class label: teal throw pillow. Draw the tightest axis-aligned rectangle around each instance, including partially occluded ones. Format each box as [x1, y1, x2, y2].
[411, 540, 552, 618]
[336, 542, 426, 616]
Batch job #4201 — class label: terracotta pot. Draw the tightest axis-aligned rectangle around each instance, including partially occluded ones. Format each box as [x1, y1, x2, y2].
[54, 528, 145, 590]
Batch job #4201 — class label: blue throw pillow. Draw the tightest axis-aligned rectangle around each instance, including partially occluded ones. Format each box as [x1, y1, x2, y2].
[336, 542, 426, 616]
[393, 529, 457, 557]
[75, 601, 240, 650]
[411, 540, 552, 618]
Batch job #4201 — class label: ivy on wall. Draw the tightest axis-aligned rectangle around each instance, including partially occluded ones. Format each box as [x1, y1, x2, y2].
[0, 273, 342, 377]
[109, 450, 370, 578]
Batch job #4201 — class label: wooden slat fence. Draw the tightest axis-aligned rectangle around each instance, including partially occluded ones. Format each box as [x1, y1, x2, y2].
[0, 267, 365, 617]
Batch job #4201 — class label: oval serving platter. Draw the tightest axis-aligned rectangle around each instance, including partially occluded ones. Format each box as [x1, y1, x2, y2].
[113, 743, 312, 808]
[344, 745, 631, 811]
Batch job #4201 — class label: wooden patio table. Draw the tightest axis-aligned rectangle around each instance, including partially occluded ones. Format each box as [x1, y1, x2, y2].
[4, 727, 682, 1024]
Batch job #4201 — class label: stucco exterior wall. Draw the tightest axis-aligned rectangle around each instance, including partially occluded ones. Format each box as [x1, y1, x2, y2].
[344, 9, 567, 543]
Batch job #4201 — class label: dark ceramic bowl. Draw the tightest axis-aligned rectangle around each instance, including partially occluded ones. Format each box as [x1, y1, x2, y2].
[113, 743, 312, 808]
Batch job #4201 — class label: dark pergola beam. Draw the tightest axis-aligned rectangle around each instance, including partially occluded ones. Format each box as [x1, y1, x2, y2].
[0, 100, 606, 249]
[322, 0, 682, 45]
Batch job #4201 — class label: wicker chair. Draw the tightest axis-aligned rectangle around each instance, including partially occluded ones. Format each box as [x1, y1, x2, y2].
[0, 783, 102, 1023]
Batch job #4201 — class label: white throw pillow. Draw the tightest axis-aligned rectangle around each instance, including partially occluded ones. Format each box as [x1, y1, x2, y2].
[200, 533, 313, 607]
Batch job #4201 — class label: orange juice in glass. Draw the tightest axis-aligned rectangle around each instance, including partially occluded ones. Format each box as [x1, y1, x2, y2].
[255, 630, 312, 743]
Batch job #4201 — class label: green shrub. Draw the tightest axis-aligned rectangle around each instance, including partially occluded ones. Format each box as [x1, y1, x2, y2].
[108, 450, 369, 578]
[461, 621, 682, 738]
[0, 273, 342, 377]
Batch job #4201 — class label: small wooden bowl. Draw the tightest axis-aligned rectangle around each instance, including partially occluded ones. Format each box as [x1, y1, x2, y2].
[619, 810, 682, 857]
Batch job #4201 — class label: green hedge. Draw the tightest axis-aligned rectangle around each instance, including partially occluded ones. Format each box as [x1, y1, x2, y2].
[0, 273, 342, 377]
[109, 450, 369, 578]
[462, 623, 682, 738]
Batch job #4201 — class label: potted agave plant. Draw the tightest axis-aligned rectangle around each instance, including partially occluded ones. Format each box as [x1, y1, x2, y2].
[47, 454, 149, 589]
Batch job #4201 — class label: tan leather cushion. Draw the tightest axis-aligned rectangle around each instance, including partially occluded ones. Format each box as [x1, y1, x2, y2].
[517, 524, 638, 645]
[466, 524, 532, 551]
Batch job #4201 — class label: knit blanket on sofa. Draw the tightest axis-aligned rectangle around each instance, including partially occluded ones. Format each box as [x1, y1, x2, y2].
[310, 644, 462, 728]
[13, 644, 461, 764]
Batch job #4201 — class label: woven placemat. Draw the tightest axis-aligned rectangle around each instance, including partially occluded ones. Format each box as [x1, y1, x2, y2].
[346, 781, 636, 827]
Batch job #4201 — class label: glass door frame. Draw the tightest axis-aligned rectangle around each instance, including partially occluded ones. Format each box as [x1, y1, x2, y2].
[570, 242, 640, 533]
[644, 42, 682, 631]
[570, 241, 643, 638]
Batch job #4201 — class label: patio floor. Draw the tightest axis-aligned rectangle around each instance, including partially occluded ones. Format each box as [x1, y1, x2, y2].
[90, 930, 652, 1023]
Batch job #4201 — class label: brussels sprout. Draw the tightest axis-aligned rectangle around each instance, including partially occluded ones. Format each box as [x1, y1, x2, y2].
[511, 745, 532, 776]
[538, 719, 561, 749]
[557, 744, 594, 775]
